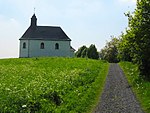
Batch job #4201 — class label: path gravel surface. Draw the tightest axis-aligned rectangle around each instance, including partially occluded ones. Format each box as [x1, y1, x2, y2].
[93, 63, 144, 113]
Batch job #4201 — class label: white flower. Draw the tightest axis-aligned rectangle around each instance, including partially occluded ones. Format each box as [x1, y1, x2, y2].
[22, 105, 27, 108]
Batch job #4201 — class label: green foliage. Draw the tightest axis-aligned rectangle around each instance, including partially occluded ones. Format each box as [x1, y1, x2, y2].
[119, 62, 150, 113]
[75, 45, 87, 57]
[118, 0, 150, 79]
[100, 37, 120, 63]
[87, 44, 99, 60]
[76, 44, 99, 60]
[0, 58, 109, 112]
[117, 32, 133, 62]
[81, 47, 88, 58]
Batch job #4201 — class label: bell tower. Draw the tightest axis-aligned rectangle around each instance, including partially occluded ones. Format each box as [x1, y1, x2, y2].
[30, 14, 37, 28]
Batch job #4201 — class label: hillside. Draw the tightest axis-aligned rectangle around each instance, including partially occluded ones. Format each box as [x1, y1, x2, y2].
[0, 57, 109, 112]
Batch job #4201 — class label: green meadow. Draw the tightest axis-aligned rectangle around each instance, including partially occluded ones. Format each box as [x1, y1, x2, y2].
[119, 62, 150, 113]
[0, 58, 109, 112]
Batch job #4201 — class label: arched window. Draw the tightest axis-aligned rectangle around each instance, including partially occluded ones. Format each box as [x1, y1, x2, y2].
[23, 42, 26, 49]
[55, 43, 59, 50]
[40, 42, 44, 49]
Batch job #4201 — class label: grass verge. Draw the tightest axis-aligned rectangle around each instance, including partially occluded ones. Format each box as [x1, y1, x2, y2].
[0, 57, 109, 113]
[119, 62, 150, 113]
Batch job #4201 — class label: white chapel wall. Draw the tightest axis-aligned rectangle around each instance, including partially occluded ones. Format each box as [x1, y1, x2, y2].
[28, 40, 71, 57]
[19, 40, 29, 58]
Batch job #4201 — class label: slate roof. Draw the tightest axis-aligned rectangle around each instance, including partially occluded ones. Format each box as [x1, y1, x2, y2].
[20, 26, 71, 41]
[70, 46, 76, 52]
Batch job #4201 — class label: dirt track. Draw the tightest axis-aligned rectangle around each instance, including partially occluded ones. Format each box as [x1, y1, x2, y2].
[93, 63, 144, 113]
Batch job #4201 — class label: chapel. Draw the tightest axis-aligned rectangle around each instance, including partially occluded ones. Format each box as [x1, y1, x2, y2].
[19, 14, 75, 58]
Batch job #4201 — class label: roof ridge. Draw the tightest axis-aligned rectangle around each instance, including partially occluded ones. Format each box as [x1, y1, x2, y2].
[37, 26, 60, 28]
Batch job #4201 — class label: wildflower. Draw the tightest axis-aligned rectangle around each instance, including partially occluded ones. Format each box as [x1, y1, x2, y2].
[22, 105, 27, 108]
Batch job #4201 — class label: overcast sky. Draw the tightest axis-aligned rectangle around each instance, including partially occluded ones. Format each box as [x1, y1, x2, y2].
[0, 0, 136, 58]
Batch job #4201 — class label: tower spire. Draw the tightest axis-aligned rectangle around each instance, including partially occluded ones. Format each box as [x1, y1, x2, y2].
[30, 13, 37, 28]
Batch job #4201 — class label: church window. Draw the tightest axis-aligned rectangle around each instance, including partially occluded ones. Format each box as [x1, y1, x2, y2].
[40, 43, 44, 49]
[23, 42, 26, 49]
[55, 43, 59, 50]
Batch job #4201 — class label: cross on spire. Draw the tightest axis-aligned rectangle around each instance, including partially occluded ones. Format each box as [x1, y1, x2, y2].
[34, 7, 36, 14]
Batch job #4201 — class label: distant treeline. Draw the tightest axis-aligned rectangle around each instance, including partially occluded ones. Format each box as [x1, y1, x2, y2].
[75, 44, 99, 60]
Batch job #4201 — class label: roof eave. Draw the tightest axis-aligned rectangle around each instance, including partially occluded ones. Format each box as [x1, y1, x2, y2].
[19, 38, 71, 41]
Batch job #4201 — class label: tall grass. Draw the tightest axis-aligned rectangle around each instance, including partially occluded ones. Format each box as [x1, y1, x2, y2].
[0, 57, 109, 112]
[119, 62, 150, 113]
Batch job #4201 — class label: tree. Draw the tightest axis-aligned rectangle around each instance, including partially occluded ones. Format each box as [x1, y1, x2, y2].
[100, 37, 120, 63]
[87, 44, 99, 60]
[75, 46, 87, 57]
[128, 0, 150, 79]
[81, 48, 88, 58]
[117, 32, 132, 62]
[119, 0, 150, 79]
[75, 44, 99, 60]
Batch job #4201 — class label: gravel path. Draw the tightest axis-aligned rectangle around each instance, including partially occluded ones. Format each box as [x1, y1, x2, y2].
[93, 63, 144, 113]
